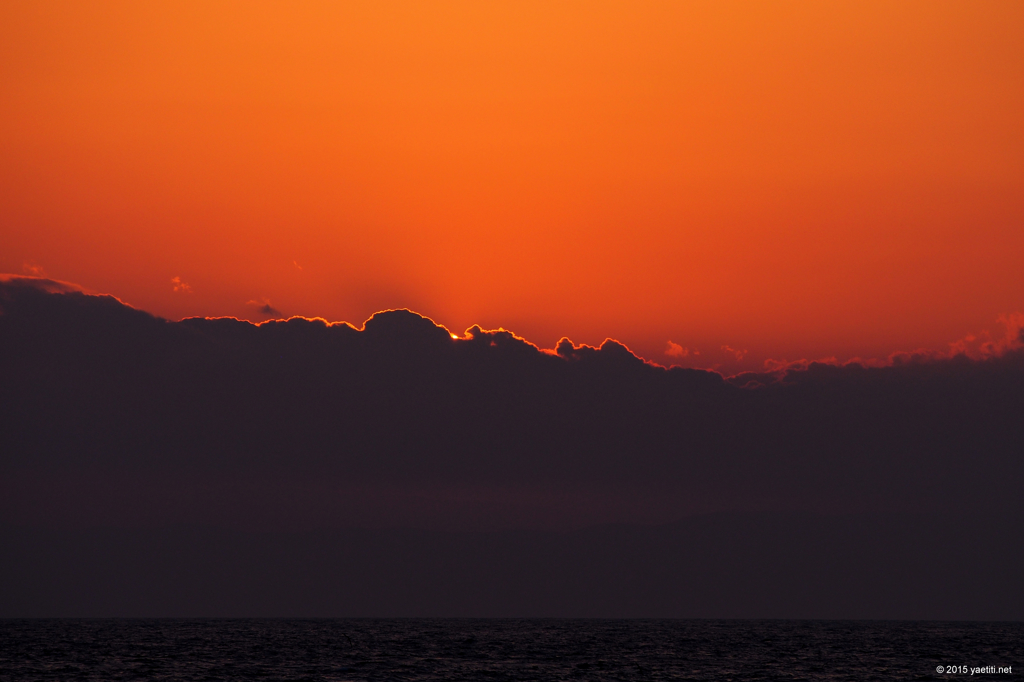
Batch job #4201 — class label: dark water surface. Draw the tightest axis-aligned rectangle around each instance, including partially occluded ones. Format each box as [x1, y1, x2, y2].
[0, 619, 1019, 681]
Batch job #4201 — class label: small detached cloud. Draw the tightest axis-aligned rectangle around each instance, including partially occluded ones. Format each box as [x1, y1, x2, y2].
[665, 341, 689, 358]
[722, 345, 747, 361]
[247, 298, 282, 317]
[22, 262, 46, 277]
[293, 260, 303, 271]
[171, 277, 193, 294]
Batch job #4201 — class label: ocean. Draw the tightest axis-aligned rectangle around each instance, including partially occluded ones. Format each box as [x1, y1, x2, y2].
[0, 619, 1019, 680]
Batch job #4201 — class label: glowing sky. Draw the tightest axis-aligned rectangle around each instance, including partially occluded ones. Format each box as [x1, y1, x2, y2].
[2, 1, 1022, 371]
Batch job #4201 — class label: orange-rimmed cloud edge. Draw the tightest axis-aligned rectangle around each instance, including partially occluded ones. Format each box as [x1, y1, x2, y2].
[5, 273, 1021, 384]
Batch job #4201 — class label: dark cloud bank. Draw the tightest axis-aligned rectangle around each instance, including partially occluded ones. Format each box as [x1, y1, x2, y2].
[1, 277, 1022, 618]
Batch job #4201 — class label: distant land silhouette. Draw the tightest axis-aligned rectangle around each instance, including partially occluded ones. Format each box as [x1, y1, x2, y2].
[1, 275, 1022, 617]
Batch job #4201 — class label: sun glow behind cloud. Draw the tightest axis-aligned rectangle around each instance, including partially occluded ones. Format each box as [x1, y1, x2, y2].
[1, 1, 1022, 371]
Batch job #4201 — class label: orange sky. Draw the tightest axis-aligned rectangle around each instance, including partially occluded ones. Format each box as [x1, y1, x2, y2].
[2, 1, 1023, 371]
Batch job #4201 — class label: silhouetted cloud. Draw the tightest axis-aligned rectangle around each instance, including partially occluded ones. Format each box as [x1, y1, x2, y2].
[934, 312, 1024, 360]
[1, 276, 1022, 617]
[746, 314, 1024, 386]
[0, 273, 84, 295]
